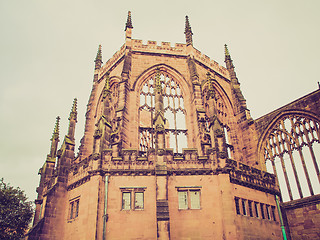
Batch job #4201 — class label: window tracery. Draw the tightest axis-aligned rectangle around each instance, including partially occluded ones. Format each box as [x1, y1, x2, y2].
[139, 71, 187, 155]
[263, 114, 320, 202]
[202, 80, 233, 156]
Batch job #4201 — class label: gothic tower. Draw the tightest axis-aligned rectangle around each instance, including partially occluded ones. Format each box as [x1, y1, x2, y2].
[28, 12, 320, 240]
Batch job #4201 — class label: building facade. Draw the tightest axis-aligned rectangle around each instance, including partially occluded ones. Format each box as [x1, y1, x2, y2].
[27, 12, 320, 240]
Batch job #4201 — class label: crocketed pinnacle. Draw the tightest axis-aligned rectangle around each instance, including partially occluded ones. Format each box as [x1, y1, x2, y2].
[224, 44, 230, 56]
[224, 44, 235, 73]
[69, 98, 77, 122]
[95, 45, 102, 63]
[103, 72, 111, 99]
[125, 11, 133, 30]
[184, 16, 193, 46]
[51, 116, 60, 141]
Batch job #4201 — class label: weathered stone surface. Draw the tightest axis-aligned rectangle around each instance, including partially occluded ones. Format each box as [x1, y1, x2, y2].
[28, 12, 320, 240]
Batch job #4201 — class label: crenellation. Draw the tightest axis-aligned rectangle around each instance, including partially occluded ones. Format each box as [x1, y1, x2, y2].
[148, 40, 157, 45]
[132, 39, 186, 55]
[161, 41, 171, 47]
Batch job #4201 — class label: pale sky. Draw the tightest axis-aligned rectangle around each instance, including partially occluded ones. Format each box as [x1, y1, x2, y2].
[1, 0, 319, 203]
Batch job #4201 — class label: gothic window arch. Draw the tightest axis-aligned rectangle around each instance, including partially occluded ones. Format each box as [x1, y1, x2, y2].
[262, 113, 320, 202]
[138, 70, 187, 155]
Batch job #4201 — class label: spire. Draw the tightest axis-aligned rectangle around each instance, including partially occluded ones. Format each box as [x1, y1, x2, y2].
[51, 116, 60, 141]
[224, 44, 239, 84]
[49, 116, 60, 159]
[125, 11, 133, 30]
[224, 45, 250, 117]
[94, 45, 102, 70]
[224, 44, 230, 56]
[68, 98, 77, 122]
[184, 16, 193, 46]
[125, 11, 133, 44]
[67, 98, 77, 140]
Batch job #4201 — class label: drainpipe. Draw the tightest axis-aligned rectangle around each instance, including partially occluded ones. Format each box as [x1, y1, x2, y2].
[103, 175, 109, 240]
[275, 195, 288, 240]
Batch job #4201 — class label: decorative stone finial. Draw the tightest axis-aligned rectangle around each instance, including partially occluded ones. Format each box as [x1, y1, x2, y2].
[69, 98, 77, 122]
[224, 44, 230, 56]
[94, 45, 102, 70]
[95, 45, 102, 62]
[184, 16, 193, 46]
[125, 11, 133, 30]
[103, 72, 111, 99]
[51, 116, 60, 141]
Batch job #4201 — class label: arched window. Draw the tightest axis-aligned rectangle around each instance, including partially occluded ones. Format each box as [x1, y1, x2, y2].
[139, 71, 187, 155]
[262, 114, 320, 202]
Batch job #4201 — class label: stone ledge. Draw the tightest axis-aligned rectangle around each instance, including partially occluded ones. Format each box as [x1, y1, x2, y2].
[281, 194, 320, 210]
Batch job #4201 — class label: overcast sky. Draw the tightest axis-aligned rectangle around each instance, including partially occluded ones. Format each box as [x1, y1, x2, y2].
[1, 0, 319, 203]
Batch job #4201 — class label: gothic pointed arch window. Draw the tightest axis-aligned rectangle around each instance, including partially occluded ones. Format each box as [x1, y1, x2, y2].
[138, 70, 187, 155]
[262, 113, 320, 202]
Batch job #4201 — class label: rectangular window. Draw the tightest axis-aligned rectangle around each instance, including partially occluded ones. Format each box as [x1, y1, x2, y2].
[190, 190, 200, 209]
[177, 187, 201, 210]
[70, 202, 74, 219]
[235, 198, 241, 215]
[248, 201, 253, 217]
[271, 206, 276, 221]
[254, 202, 259, 218]
[69, 197, 80, 220]
[242, 199, 247, 216]
[122, 192, 131, 210]
[178, 191, 188, 210]
[120, 187, 146, 211]
[266, 205, 271, 220]
[260, 203, 265, 219]
[134, 192, 144, 210]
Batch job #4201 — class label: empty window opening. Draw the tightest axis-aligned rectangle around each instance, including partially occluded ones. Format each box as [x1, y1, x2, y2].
[263, 115, 320, 202]
[139, 71, 188, 155]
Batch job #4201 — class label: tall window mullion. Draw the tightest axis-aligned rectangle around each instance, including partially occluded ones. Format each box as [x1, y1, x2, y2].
[139, 71, 187, 154]
[264, 115, 320, 202]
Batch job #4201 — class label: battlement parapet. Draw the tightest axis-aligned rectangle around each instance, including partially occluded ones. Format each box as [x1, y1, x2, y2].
[98, 40, 229, 82]
[193, 48, 229, 79]
[66, 148, 278, 195]
[132, 39, 186, 55]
